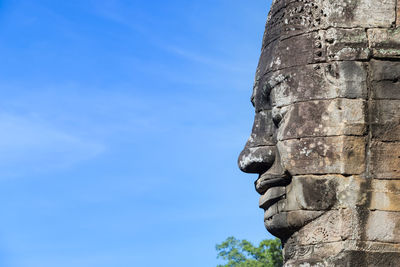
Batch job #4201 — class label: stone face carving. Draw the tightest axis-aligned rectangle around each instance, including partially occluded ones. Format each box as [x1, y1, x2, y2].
[238, 0, 400, 265]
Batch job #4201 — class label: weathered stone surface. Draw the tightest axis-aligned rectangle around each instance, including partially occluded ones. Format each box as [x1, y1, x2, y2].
[319, 0, 396, 28]
[269, 61, 367, 107]
[238, 145, 275, 174]
[264, 210, 324, 239]
[285, 209, 400, 254]
[259, 186, 285, 210]
[323, 28, 370, 61]
[278, 99, 366, 140]
[370, 141, 400, 179]
[245, 110, 277, 147]
[287, 176, 337, 210]
[258, 32, 319, 74]
[368, 28, 400, 58]
[336, 176, 400, 212]
[335, 175, 367, 209]
[367, 211, 400, 243]
[259, 29, 370, 75]
[285, 209, 357, 247]
[285, 241, 400, 266]
[252, 74, 273, 112]
[278, 136, 366, 175]
[329, 176, 400, 211]
[238, 0, 400, 265]
[266, 175, 360, 213]
[262, 0, 322, 46]
[371, 100, 400, 141]
[281, 175, 400, 212]
[263, 0, 396, 46]
[328, 250, 400, 267]
[370, 59, 400, 99]
[370, 181, 400, 212]
[398, 0, 400, 26]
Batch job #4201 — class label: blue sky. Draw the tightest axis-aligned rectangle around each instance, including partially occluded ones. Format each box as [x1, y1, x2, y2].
[0, 0, 273, 266]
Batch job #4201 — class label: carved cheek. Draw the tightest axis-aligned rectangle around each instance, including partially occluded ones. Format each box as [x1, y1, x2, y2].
[292, 177, 337, 211]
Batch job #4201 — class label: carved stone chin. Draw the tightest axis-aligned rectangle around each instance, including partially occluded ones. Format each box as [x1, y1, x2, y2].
[238, 0, 400, 265]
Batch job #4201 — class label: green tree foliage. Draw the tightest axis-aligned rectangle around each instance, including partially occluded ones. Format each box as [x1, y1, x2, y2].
[216, 237, 283, 267]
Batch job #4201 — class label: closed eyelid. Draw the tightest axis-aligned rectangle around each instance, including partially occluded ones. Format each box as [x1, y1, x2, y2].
[262, 82, 272, 97]
[252, 79, 273, 112]
[272, 106, 289, 127]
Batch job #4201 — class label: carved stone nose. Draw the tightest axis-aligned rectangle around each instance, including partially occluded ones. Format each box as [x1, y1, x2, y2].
[238, 146, 276, 173]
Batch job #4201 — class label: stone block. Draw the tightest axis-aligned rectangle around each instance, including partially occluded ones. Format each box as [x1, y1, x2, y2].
[323, 28, 370, 61]
[259, 29, 370, 75]
[339, 178, 400, 212]
[284, 240, 400, 266]
[263, 0, 322, 46]
[327, 249, 400, 267]
[268, 61, 367, 107]
[320, 0, 396, 28]
[368, 28, 400, 59]
[367, 211, 400, 243]
[287, 176, 337, 211]
[370, 141, 400, 179]
[371, 100, 400, 141]
[370, 191, 400, 212]
[398, 0, 400, 26]
[335, 175, 366, 209]
[284, 175, 400, 212]
[278, 136, 366, 175]
[275, 175, 361, 212]
[258, 32, 320, 74]
[370, 59, 400, 99]
[278, 99, 366, 140]
[285, 209, 357, 247]
[263, 0, 396, 48]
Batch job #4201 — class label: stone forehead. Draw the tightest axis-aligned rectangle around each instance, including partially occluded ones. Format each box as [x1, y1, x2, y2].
[265, 0, 395, 44]
[250, 1, 400, 117]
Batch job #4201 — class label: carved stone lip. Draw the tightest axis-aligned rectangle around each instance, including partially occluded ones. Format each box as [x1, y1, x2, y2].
[255, 172, 291, 195]
[259, 186, 286, 210]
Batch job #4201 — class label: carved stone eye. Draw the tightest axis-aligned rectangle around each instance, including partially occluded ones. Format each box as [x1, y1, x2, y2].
[262, 83, 272, 98]
[272, 106, 289, 128]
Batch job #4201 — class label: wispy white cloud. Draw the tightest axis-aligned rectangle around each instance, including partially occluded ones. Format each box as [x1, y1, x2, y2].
[0, 112, 105, 177]
[87, 1, 248, 73]
[88, 0, 150, 34]
[165, 45, 248, 72]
